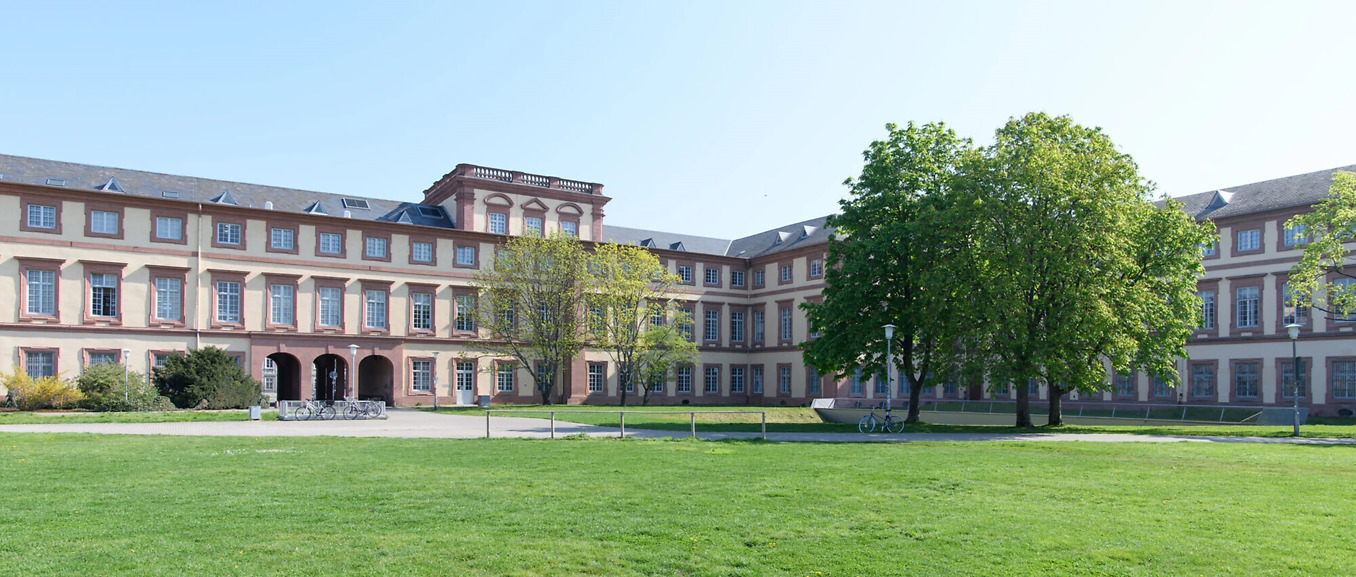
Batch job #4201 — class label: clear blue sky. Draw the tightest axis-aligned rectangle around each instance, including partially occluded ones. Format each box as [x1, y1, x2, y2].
[2, 1, 1353, 238]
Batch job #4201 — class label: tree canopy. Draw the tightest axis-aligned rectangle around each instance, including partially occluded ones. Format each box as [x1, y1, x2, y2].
[1285, 171, 1356, 317]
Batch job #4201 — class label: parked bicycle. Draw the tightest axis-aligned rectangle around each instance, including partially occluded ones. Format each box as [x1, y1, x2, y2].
[344, 397, 380, 420]
[293, 398, 335, 421]
[858, 403, 904, 433]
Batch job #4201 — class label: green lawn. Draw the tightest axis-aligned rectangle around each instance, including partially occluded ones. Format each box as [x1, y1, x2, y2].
[1, 434, 1351, 576]
[435, 405, 1356, 439]
[0, 409, 274, 424]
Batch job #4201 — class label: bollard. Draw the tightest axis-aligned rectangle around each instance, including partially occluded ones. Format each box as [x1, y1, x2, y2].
[761, 412, 767, 440]
[550, 411, 555, 439]
[486, 410, 491, 439]
[620, 412, 626, 438]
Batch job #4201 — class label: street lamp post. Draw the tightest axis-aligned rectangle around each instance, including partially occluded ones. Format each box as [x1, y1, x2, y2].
[1285, 322, 1303, 437]
[883, 324, 896, 413]
[122, 348, 131, 403]
[348, 344, 359, 401]
[432, 351, 440, 410]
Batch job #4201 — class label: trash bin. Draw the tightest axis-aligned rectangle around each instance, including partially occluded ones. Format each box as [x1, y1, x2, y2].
[248, 406, 262, 420]
[477, 395, 490, 408]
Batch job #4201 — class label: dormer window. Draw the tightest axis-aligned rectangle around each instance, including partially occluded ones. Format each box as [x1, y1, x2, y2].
[211, 190, 238, 205]
[46, 178, 66, 186]
[417, 206, 443, 218]
[304, 201, 328, 215]
[342, 198, 370, 210]
[98, 177, 124, 193]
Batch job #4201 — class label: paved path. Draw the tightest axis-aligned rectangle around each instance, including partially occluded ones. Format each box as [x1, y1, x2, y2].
[2, 409, 1354, 444]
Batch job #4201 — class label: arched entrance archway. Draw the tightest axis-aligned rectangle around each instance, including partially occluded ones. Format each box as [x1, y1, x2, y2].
[267, 353, 303, 402]
[312, 354, 349, 401]
[358, 355, 394, 403]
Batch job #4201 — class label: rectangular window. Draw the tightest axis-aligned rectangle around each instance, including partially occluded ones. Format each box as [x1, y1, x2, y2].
[524, 217, 543, 237]
[875, 371, 889, 395]
[1284, 224, 1307, 246]
[1235, 286, 1259, 328]
[676, 366, 693, 393]
[780, 307, 792, 341]
[365, 236, 387, 259]
[262, 358, 277, 392]
[560, 221, 578, 238]
[90, 210, 119, 235]
[496, 363, 515, 392]
[456, 295, 476, 332]
[456, 361, 474, 392]
[809, 259, 823, 278]
[1198, 290, 1215, 329]
[780, 265, 792, 283]
[154, 277, 181, 321]
[1236, 228, 1260, 252]
[751, 366, 764, 394]
[216, 223, 241, 245]
[678, 309, 694, 341]
[731, 270, 745, 287]
[318, 287, 343, 327]
[730, 311, 745, 343]
[90, 273, 118, 317]
[365, 289, 387, 329]
[319, 233, 343, 254]
[18, 266, 58, 312]
[704, 366, 720, 394]
[1332, 361, 1356, 399]
[411, 292, 433, 331]
[156, 216, 183, 240]
[215, 281, 241, 323]
[851, 369, 864, 395]
[704, 268, 719, 285]
[704, 309, 719, 341]
[1281, 361, 1307, 398]
[488, 213, 508, 235]
[678, 265, 693, 284]
[411, 360, 432, 392]
[270, 284, 295, 325]
[1335, 278, 1356, 321]
[270, 228, 295, 250]
[1152, 376, 1173, 398]
[731, 366, 746, 393]
[753, 270, 765, 287]
[778, 366, 791, 394]
[588, 363, 606, 393]
[1283, 283, 1309, 325]
[27, 204, 56, 229]
[1115, 372, 1136, 397]
[24, 351, 55, 378]
[1190, 365, 1215, 399]
[650, 372, 665, 394]
[411, 241, 434, 263]
[753, 311, 765, 343]
[1200, 241, 1217, 257]
[807, 366, 821, 395]
[456, 246, 476, 266]
[1235, 362, 1259, 399]
[87, 352, 117, 366]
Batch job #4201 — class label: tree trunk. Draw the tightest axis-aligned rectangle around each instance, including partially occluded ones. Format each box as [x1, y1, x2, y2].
[1014, 381, 1033, 428]
[906, 376, 921, 423]
[1047, 386, 1064, 426]
[617, 368, 630, 407]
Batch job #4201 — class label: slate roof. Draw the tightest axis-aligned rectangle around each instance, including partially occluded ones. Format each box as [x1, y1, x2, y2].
[1170, 164, 1356, 220]
[0, 153, 455, 228]
[601, 225, 732, 256]
[603, 216, 834, 258]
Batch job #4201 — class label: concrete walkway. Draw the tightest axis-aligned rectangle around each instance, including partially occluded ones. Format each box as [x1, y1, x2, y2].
[2, 408, 1354, 444]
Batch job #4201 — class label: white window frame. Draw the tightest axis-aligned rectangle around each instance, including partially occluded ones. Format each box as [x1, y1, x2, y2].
[456, 245, 476, 266]
[27, 204, 56, 229]
[1235, 286, 1259, 328]
[90, 210, 119, 235]
[156, 216, 182, 240]
[524, 216, 543, 237]
[270, 283, 295, 325]
[319, 232, 343, 254]
[365, 236, 388, 259]
[154, 277, 181, 321]
[588, 363, 605, 393]
[412, 241, 434, 263]
[496, 363, 515, 392]
[488, 213, 508, 235]
[676, 366, 692, 393]
[26, 269, 56, 316]
[270, 227, 295, 250]
[1236, 228, 1260, 252]
[1198, 290, 1215, 329]
[25, 351, 55, 378]
[560, 221, 578, 238]
[318, 287, 343, 327]
[364, 289, 387, 329]
[411, 360, 432, 392]
[216, 281, 241, 323]
[216, 222, 241, 245]
[411, 292, 433, 331]
[704, 366, 719, 394]
[90, 272, 118, 317]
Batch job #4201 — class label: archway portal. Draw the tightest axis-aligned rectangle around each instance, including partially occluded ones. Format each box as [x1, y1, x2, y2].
[268, 353, 303, 402]
[358, 355, 394, 403]
[312, 354, 349, 401]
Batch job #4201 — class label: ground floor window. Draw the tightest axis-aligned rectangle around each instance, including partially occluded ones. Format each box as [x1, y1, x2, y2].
[1234, 362, 1259, 399]
[456, 361, 474, 392]
[704, 366, 720, 394]
[588, 363, 605, 393]
[751, 367, 763, 394]
[496, 363, 515, 392]
[676, 366, 692, 393]
[1333, 361, 1356, 399]
[1191, 365, 1215, 399]
[25, 351, 55, 378]
[411, 360, 432, 392]
[778, 366, 791, 394]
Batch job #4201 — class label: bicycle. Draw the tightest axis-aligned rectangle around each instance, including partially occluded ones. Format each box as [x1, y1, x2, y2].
[858, 404, 904, 433]
[344, 398, 380, 420]
[293, 398, 335, 421]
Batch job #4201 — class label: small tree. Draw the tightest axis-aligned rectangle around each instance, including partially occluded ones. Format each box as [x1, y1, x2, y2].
[75, 363, 173, 412]
[633, 305, 698, 405]
[1285, 171, 1356, 317]
[2, 369, 83, 410]
[153, 347, 263, 409]
[475, 233, 589, 404]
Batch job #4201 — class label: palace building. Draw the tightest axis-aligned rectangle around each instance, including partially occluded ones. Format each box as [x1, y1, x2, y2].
[0, 153, 1353, 415]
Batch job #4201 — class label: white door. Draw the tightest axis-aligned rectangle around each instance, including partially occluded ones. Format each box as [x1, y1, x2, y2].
[455, 362, 475, 405]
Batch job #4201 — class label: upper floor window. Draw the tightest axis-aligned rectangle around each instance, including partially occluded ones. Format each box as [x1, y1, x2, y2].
[215, 281, 241, 323]
[1283, 224, 1308, 246]
[154, 277, 181, 321]
[1198, 290, 1215, 330]
[216, 223, 241, 245]
[704, 309, 719, 341]
[26, 269, 56, 316]
[524, 217, 543, 237]
[730, 311, 745, 342]
[809, 259, 823, 278]
[488, 213, 508, 235]
[270, 228, 295, 250]
[1200, 241, 1217, 257]
[753, 310, 765, 343]
[90, 210, 119, 235]
[455, 295, 476, 332]
[704, 268, 720, 285]
[1235, 286, 1259, 328]
[270, 284, 295, 326]
[1236, 228, 1261, 252]
[412, 241, 434, 263]
[27, 204, 56, 229]
[780, 307, 793, 341]
[561, 221, 578, 238]
[365, 289, 388, 329]
[753, 270, 765, 287]
[365, 236, 388, 259]
[319, 233, 343, 255]
[780, 265, 793, 283]
[156, 216, 182, 241]
[1283, 282, 1309, 325]
[456, 246, 476, 266]
[678, 265, 693, 284]
[317, 286, 343, 328]
[411, 292, 433, 331]
[731, 270, 746, 287]
[90, 273, 118, 318]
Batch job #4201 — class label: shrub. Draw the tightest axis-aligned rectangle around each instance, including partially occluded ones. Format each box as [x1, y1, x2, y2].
[74, 363, 174, 412]
[2, 369, 84, 410]
[153, 347, 264, 409]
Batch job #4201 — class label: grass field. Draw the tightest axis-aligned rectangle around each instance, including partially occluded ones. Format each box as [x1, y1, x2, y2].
[436, 405, 1356, 439]
[1, 433, 1352, 576]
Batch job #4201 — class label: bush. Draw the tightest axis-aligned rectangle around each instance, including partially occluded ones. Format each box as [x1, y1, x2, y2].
[74, 363, 174, 412]
[153, 347, 264, 409]
[3, 369, 84, 410]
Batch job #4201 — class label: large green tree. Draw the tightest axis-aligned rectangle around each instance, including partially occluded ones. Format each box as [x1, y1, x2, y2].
[153, 347, 263, 409]
[802, 122, 972, 423]
[1284, 171, 1356, 317]
[949, 113, 1213, 426]
[589, 243, 696, 406]
[474, 233, 590, 404]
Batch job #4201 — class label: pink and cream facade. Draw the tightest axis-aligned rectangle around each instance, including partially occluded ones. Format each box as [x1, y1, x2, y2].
[1, 154, 1355, 415]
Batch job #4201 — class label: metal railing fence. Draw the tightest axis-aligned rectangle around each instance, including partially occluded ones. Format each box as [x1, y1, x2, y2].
[484, 410, 767, 439]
